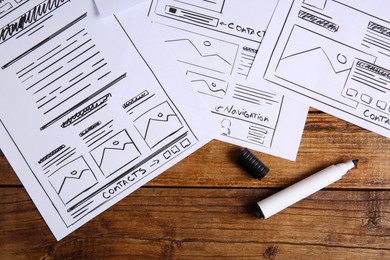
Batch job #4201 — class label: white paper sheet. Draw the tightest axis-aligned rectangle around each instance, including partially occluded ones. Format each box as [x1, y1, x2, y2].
[0, 0, 215, 240]
[94, 0, 146, 17]
[144, 0, 308, 160]
[250, 0, 390, 138]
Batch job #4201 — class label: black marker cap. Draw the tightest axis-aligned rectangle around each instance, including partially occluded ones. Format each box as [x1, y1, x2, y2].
[237, 148, 269, 180]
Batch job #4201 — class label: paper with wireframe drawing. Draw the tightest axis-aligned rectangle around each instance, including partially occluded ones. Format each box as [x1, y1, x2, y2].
[0, 0, 215, 240]
[249, 0, 390, 138]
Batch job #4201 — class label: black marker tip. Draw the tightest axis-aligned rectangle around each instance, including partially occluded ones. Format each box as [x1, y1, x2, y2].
[352, 159, 359, 168]
[253, 204, 265, 219]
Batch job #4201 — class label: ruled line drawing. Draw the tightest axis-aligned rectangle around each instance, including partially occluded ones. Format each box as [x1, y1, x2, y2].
[233, 84, 280, 106]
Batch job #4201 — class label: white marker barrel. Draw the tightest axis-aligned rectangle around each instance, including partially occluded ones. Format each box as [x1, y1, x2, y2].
[256, 160, 356, 219]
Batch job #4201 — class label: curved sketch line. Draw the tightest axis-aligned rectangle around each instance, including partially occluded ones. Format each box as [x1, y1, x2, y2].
[281, 46, 351, 74]
[98, 142, 135, 167]
[191, 79, 227, 94]
[165, 38, 231, 65]
[57, 169, 90, 194]
[143, 114, 178, 140]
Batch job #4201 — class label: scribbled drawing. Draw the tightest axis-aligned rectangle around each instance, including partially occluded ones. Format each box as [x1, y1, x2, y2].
[134, 101, 184, 149]
[275, 25, 376, 106]
[49, 156, 97, 205]
[187, 71, 228, 98]
[173, 0, 226, 13]
[90, 130, 141, 177]
[162, 28, 239, 75]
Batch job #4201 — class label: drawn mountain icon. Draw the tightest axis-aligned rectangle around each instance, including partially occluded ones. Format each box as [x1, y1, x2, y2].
[49, 157, 97, 205]
[134, 101, 183, 149]
[90, 130, 141, 177]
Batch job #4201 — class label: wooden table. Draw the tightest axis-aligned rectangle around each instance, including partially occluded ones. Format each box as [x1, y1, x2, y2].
[1, 110, 390, 259]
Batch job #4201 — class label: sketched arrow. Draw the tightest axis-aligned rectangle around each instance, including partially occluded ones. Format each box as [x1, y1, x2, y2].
[150, 159, 160, 167]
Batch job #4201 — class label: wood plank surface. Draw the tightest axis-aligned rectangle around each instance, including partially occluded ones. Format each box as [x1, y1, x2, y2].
[1, 111, 390, 258]
[1, 187, 390, 258]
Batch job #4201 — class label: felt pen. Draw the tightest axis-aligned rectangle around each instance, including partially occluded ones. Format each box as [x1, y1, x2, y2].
[254, 160, 359, 219]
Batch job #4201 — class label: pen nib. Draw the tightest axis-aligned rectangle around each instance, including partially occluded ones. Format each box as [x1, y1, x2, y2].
[352, 159, 359, 168]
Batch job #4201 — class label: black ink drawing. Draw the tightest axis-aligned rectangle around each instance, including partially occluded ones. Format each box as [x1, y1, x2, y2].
[343, 60, 390, 112]
[0, 0, 205, 237]
[134, 101, 183, 149]
[163, 30, 239, 75]
[165, 5, 219, 27]
[180, 138, 191, 148]
[247, 125, 268, 145]
[363, 22, 390, 57]
[90, 130, 141, 177]
[149, 0, 287, 152]
[237, 49, 257, 78]
[274, 25, 377, 107]
[233, 84, 279, 106]
[49, 156, 98, 206]
[0, 0, 67, 44]
[220, 118, 231, 136]
[187, 71, 228, 99]
[2, 9, 82, 68]
[2, 12, 123, 134]
[42, 146, 77, 173]
[41, 73, 126, 130]
[81, 120, 115, 149]
[123, 90, 156, 115]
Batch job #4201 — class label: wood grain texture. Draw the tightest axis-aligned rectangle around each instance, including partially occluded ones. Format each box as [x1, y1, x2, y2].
[1, 187, 389, 258]
[1, 111, 390, 258]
